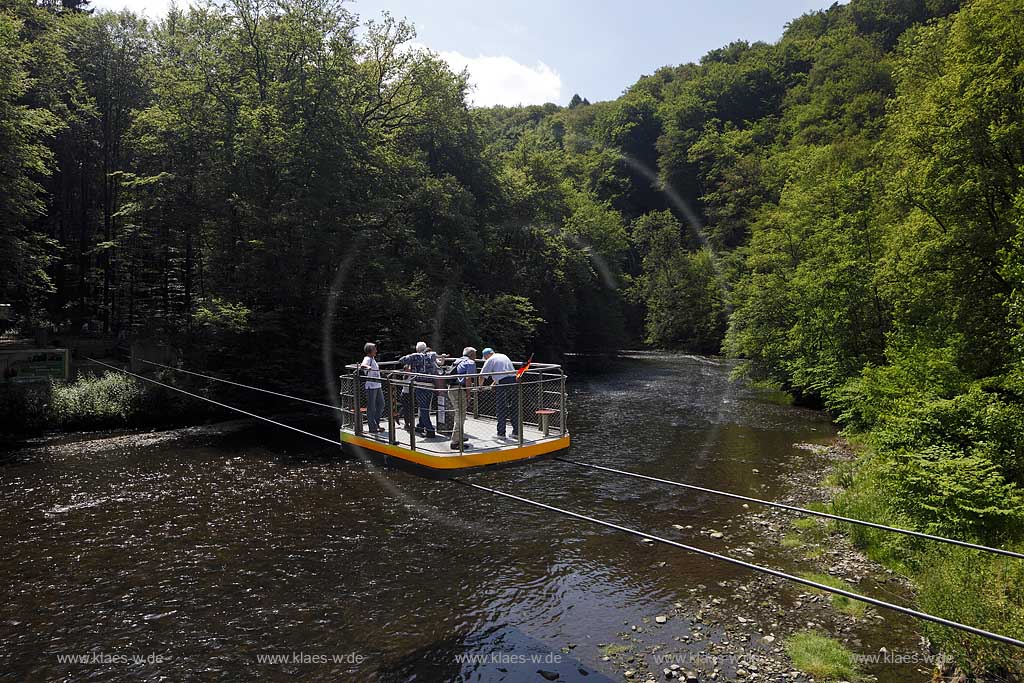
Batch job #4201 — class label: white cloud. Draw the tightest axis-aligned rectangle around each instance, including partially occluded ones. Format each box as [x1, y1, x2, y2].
[438, 50, 562, 107]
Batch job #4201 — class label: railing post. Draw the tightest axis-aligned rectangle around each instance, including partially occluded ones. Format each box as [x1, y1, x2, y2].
[408, 377, 416, 451]
[473, 378, 479, 418]
[353, 369, 362, 436]
[387, 378, 396, 445]
[517, 378, 524, 448]
[458, 386, 464, 456]
[560, 374, 567, 435]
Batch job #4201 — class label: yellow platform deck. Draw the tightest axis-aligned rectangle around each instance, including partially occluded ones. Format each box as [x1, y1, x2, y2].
[340, 413, 570, 477]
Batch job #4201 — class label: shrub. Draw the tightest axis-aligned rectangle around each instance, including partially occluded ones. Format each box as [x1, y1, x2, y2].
[50, 372, 146, 430]
[915, 548, 1024, 677]
[886, 446, 1024, 541]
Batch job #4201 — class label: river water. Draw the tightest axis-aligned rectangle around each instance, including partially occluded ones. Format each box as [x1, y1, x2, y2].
[1, 352, 926, 682]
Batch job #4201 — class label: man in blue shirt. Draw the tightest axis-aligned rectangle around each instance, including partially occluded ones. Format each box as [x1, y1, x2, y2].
[399, 341, 438, 438]
[448, 347, 477, 449]
[481, 347, 518, 438]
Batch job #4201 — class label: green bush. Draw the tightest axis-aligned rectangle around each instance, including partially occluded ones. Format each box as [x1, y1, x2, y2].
[831, 446, 1024, 674]
[887, 446, 1024, 541]
[50, 372, 147, 430]
[915, 548, 1024, 677]
[1, 371, 209, 435]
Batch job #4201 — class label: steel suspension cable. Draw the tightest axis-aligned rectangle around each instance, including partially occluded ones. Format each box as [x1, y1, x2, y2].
[138, 358, 342, 411]
[554, 457, 1024, 561]
[455, 479, 1024, 649]
[84, 358, 341, 447]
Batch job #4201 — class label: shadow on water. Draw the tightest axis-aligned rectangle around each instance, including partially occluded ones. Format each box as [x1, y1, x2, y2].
[0, 352, 927, 682]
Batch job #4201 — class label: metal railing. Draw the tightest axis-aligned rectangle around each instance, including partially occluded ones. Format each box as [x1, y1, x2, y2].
[339, 359, 567, 454]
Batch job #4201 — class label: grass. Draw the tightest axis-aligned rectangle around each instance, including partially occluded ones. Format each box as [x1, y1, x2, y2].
[785, 631, 860, 681]
[792, 517, 820, 531]
[799, 572, 867, 617]
[599, 643, 631, 657]
[804, 545, 826, 560]
[781, 533, 804, 549]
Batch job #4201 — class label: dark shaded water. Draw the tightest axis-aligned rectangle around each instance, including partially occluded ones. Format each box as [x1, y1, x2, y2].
[1, 352, 925, 682]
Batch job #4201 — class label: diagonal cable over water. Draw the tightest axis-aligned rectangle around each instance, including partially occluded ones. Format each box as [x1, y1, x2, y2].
[137, 358, 342, 411]
[554, 456, 1024, 561]
[454, 478, 1024, 649]
[84, 358, 341, 447]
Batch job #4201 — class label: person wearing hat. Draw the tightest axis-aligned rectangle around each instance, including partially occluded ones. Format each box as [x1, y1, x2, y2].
[480, 347, 518, 438]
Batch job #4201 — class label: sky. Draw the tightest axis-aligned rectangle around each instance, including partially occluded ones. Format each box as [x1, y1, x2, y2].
[89, 0, 846, 107]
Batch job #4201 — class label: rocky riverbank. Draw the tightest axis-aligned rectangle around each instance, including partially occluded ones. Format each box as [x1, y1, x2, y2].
[589, 439, 927, 683]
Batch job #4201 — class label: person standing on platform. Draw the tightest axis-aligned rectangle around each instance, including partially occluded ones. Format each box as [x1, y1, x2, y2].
[448, 347, 477, 450]
[480, 347, 518, 438]
[359, 343, 384, 434]
[399, 341, 437, 438]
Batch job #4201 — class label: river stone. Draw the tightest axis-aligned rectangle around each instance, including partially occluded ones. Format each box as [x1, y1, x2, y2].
[537, 670, 559, 681]
[710, 532, 724, 539]
[655, 615, 668, 624]
[624, 671, 636, 679]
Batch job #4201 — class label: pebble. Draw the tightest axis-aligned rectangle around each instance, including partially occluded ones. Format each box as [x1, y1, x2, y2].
[710, 532, 724, 539]
[655, 615, 668, 624]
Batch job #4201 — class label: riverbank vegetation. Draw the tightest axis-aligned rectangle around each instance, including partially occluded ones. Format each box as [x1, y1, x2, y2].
[2, 0, 1023, 675]
[785, 631, 861, 682]
[0, 373, 207, 438]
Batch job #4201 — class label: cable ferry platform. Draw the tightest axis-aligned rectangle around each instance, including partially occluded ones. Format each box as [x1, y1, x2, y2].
[338, 359, 570, 477]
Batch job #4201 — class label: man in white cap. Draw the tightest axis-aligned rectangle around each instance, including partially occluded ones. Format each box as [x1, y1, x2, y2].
[480, 347, 518, 438]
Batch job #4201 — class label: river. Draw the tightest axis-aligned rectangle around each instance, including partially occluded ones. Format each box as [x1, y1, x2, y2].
[1, 352, 926, 682]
